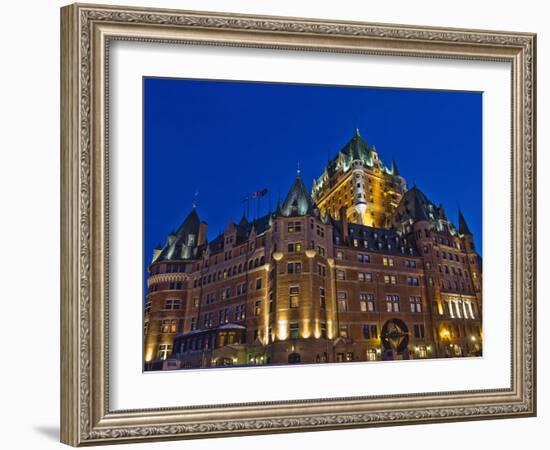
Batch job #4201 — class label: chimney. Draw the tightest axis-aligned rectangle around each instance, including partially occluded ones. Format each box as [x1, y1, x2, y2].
[339, 207, 349, 244]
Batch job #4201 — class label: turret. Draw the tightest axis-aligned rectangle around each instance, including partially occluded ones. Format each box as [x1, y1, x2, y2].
[458, 208, 475, 252]
[279, 172, 317, 217]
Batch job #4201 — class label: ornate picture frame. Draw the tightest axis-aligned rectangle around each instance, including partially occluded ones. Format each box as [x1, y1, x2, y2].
[60, 3, 536, 446]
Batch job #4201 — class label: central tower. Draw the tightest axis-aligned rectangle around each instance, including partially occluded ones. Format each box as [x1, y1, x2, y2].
[311, 129, 407, 228]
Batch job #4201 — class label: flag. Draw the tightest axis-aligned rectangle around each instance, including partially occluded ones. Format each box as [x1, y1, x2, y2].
[251, 188, 268, 199]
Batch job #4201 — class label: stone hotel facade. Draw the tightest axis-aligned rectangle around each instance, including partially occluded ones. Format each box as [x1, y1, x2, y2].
[144, 129, 483, 370]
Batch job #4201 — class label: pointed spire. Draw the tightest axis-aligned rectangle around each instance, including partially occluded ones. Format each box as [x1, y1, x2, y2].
[238, 211, 248, 226]
[296, 160, 301, 178]
[192, 190, 199, 209]
[413, 195, 429, 222]
[280, 175, 316, 217]
[391, 159, 400, 176]
[355, 127, 361, 137]
[275, 191, 284, 216]
[438, 203, 448, 221]
[458, 208, 472, 235]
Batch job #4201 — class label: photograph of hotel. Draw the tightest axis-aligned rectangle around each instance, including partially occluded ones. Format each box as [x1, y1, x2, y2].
[143, 120, 483, 370]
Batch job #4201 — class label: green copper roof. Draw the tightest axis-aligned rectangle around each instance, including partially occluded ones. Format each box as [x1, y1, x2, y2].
[280, 175, 316, 217]
[153, 208, 201, 262]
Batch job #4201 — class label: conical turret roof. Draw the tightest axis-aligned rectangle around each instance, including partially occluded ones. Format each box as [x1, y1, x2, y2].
[154, 208, 202, 262]
[458, 208, 472, 235]
[280, 175, 316, 217]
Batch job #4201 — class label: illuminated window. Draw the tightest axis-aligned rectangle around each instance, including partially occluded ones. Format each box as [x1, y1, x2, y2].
[410, 296, 422, 312]
[336, 250, 344, 259]
[287, 242, 302, 253]
[345, 352, 354, 362]
[336, 269, 346, 280]
[158, 344, 172, 361]
[366, 349, 378, 361]
[219, 308, 229, 324]
[383, 275, 397, 285]
[254, 300, 261, 316]
[337, 292, 348, 312]
[289, 286, 300, 308]
[383, 257, 394, 267]
[385, 295, 400, 312]
[417, 345, 428, 358]
[358, 272, 373, 282]
[193, 297, 199, 308]
[287, 221, 302, 233]
[160, 319, 178, 334]
[339, 325, 349, 338]
[359, 293, 375, 312]
[235, 304, 246, 321]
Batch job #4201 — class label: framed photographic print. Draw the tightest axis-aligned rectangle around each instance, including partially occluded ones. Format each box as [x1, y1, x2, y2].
[60, 3, 536, 446]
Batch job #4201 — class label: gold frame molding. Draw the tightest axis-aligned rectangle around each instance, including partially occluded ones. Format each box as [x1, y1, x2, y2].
[60, 3, 536, 446]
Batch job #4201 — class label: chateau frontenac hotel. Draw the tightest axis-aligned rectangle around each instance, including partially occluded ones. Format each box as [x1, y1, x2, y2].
[144, 129, 482, 370]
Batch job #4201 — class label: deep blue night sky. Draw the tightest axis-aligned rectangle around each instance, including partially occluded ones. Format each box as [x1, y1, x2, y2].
[144, 78, 482, 289]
